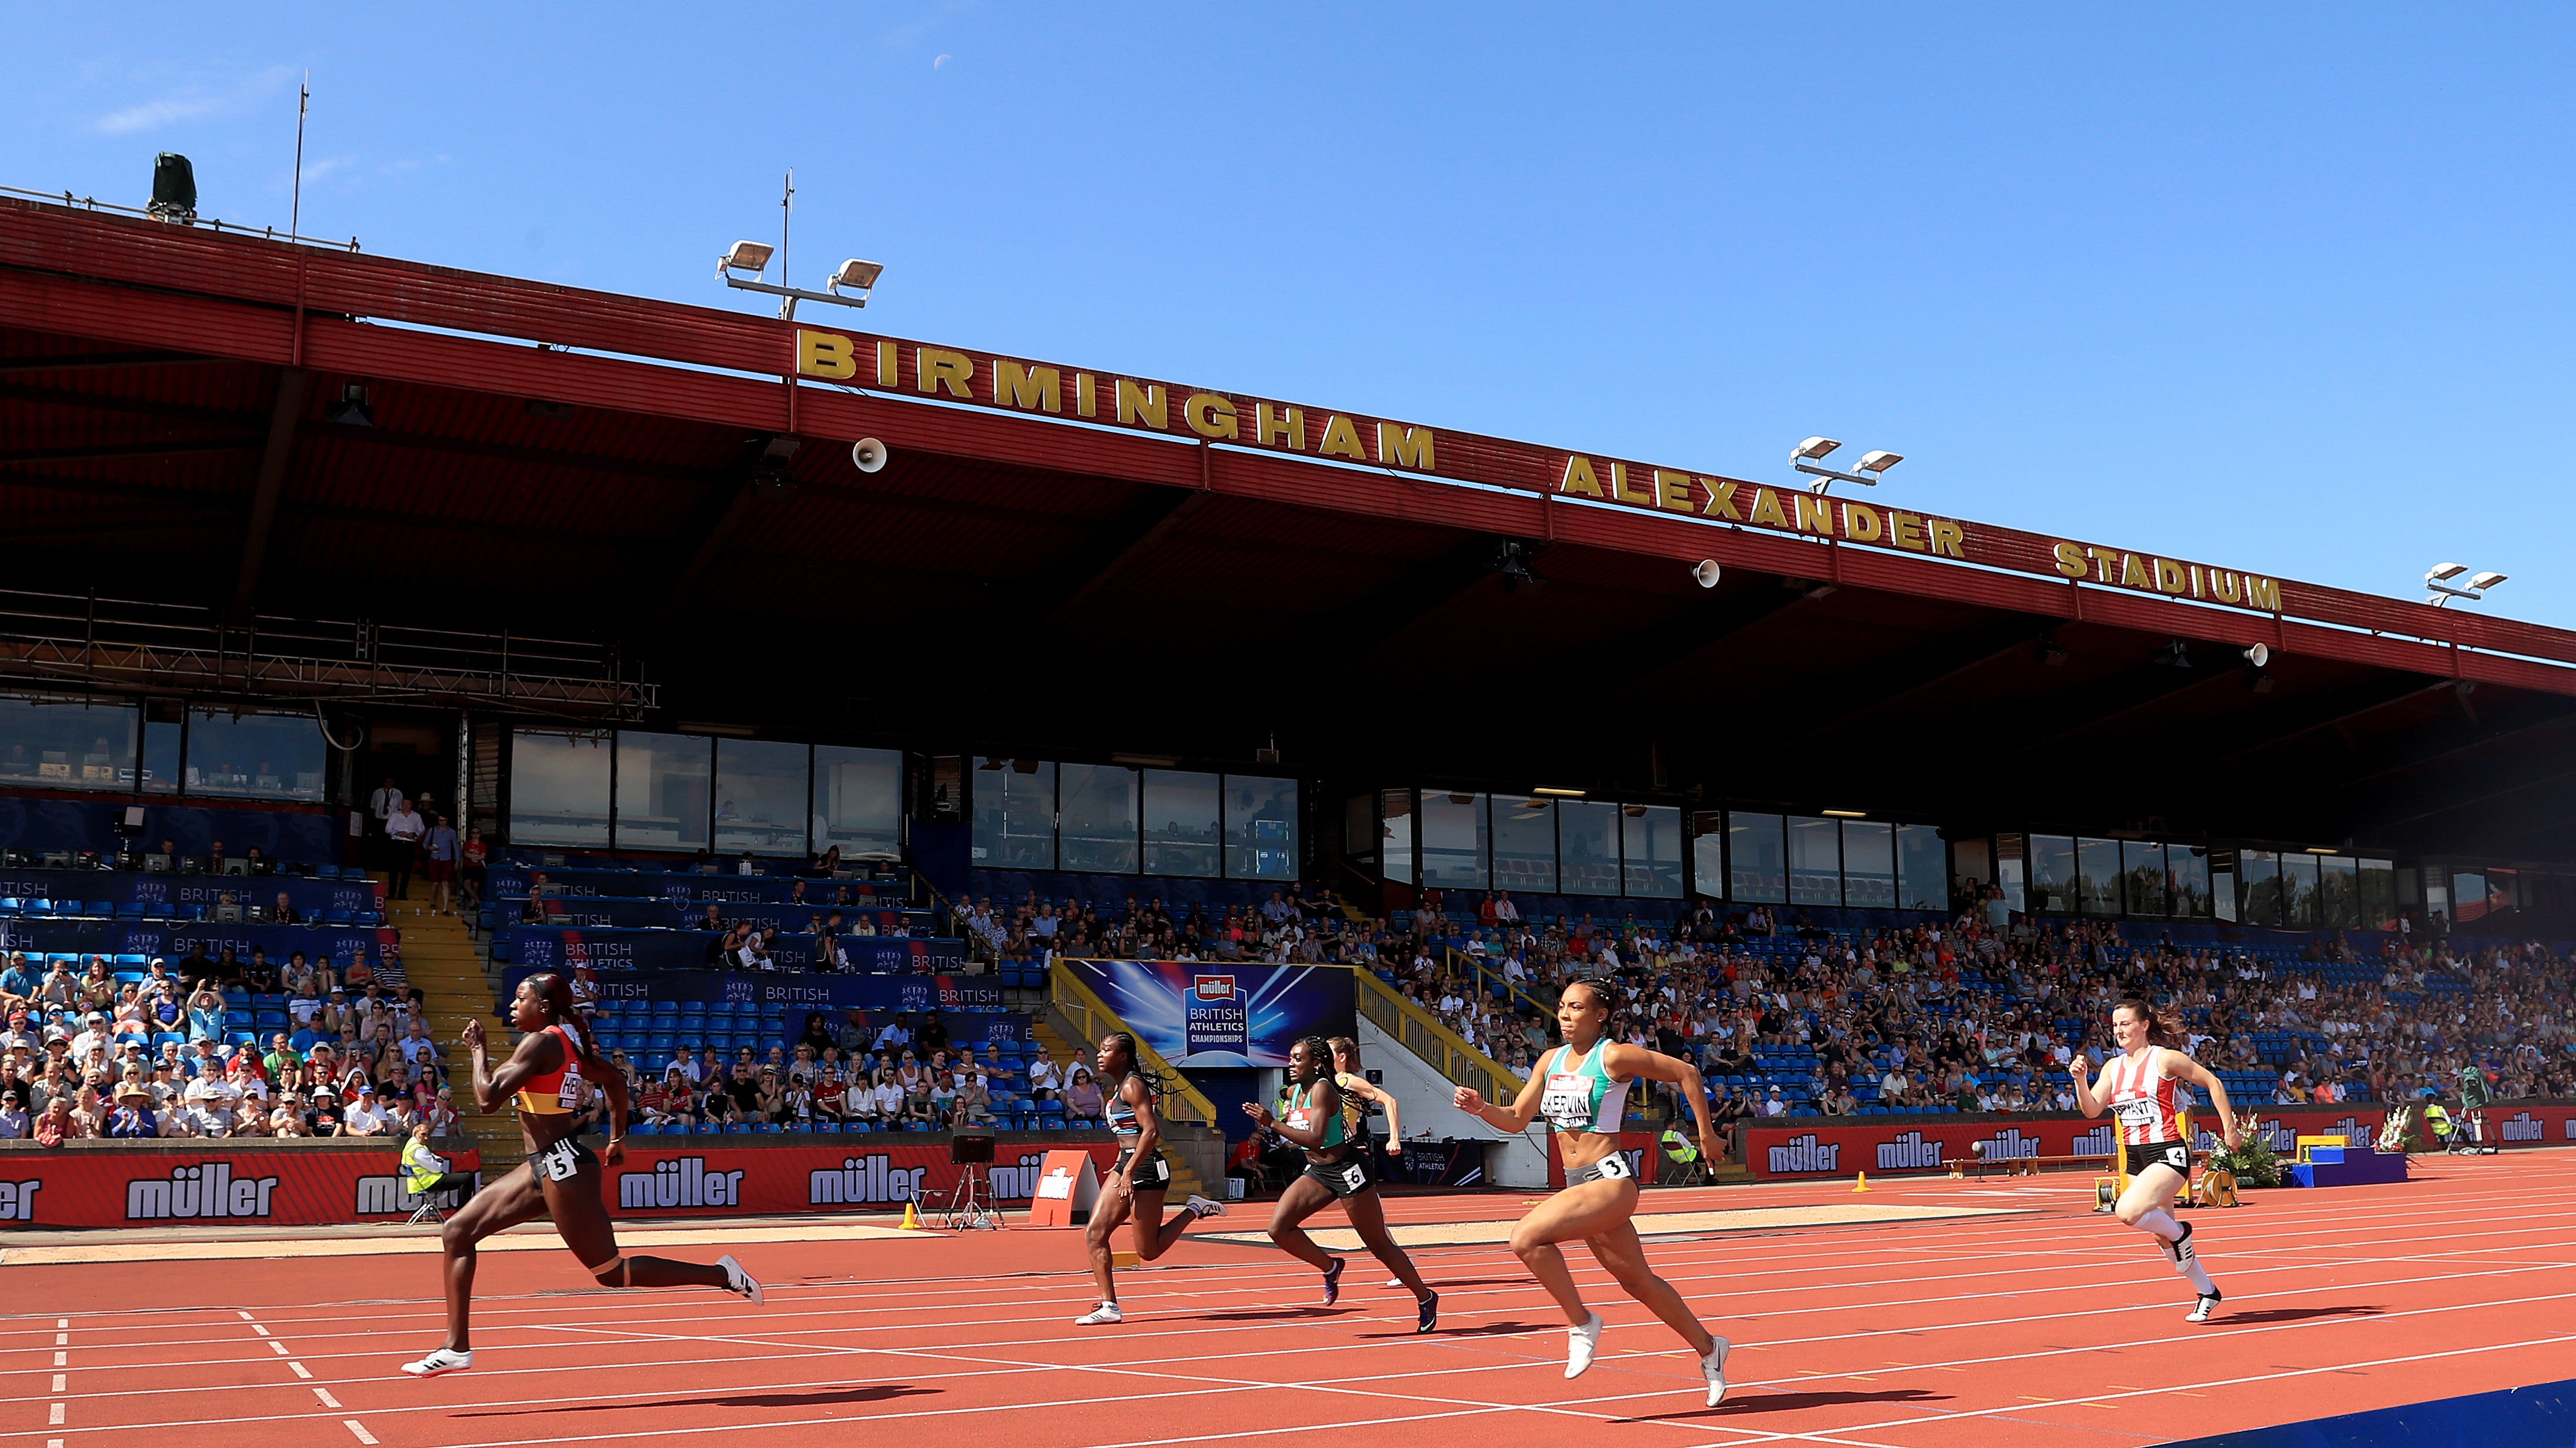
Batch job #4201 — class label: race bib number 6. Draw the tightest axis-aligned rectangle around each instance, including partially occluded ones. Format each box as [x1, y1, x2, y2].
[1339, 1163, 1368, 1192]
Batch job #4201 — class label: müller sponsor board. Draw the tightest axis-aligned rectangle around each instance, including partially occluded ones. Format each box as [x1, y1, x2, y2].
[0, 1146, 480, 1228]
[600, 1139, 1122, 1216]
[1745, 1105, 2576, 1179]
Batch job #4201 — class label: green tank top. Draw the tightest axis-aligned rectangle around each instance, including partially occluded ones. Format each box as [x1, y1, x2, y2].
[1285, 1079, 1349, 1150]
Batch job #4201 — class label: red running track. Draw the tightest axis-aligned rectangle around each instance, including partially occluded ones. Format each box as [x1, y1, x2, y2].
[7, 1150, 2575, 1448]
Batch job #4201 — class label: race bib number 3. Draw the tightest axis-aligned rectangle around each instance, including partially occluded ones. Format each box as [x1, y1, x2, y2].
[1595, 1153, 1633, 1182]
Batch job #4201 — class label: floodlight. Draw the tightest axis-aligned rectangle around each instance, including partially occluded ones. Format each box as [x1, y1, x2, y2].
[1822, 809, 1866, 819]
[1792, 436, 1842, 462]
[1857, 450, 1903, 475]
[720, 240, 774, 275]
[2470, 571, 2507, 590]
[828, 258, 884, 293]
[2426, 562, 2467, 583]
[1532, 786, 1586, 798]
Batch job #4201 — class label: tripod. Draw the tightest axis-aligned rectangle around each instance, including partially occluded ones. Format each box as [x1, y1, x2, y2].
[938, 1133, 1003, 1230]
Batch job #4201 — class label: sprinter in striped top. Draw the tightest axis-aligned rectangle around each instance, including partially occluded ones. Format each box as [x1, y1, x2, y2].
[2071, 996, 2241, 1322]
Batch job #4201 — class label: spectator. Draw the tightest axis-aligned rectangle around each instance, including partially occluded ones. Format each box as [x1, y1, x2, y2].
[0, 1087, 27, 1139]
[869, 1067, 904, 1123]
[271, 1091, 312, 1137]
[344, 1085, 390, 1137]
[1063, 1066, 1105, 1123]
[402, 1122, 477, 1203]
[423, 814, 460, 916]
[34, 1095, 75, 1146]
[460, 826, 489, 912]
[385, 796, 426, 900]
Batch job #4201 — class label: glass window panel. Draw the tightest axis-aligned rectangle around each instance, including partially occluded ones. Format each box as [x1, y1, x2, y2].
[185, 709, 324, 802]
[1418, 790, 1489, 890]
[1623, 805, 1684, 898]
[971, 758, 1055, 869]
[2122, 841, 2168, 917]
[614, 732, 710, 852]
[1059, 763, 1138, 873]
[1729, 812, 1785, 903]
[2029, 835, 2076, 913]
[2451, 871, 2490, 925]
[509, 730, 613, 848]
[2360, 858, 2397, 930]
[1377, 788, 1414, 886]
[141, 716, 179, 796]
[2281, 852, 2320, 927]
[1689, 812, 1725, 899]
[2075, 838, 2122, 915]
[1996, 834, 2027, 914]
[813, 746, 902, 862]
[2170, 846, 2213, 919]
[0, 695, 138, 793]
[2240, 849, 2281, 926]
[1142, 769, 1221, 879]
[1224, 776, 1299, 881]
[1896, 825, 1946, 910]
[1840, 820, 1895, 909]
[1497, 798, 1561, 896]
[1342, 795, 1375, 865]
[711, 739, 809, 856]
[2320, 856, 2359, 929]
[2212, 868, 2237, 922]
[1787, 816, 1842, 906]
[1556, 800, 1621, 896]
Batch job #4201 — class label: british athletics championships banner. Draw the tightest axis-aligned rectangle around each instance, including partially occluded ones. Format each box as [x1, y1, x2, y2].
[0, 1145, 480, 1229]
[0, 919, 396, 967]
[500, 965, 1006, 1015]
[1743, 1103, 2576, 1180]
[1059, 960, 1356, 1068]
[496, 927, 961, 975]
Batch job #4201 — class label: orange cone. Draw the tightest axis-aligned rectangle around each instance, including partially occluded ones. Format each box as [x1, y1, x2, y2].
[1853, 1171, 1870, 1193]
[900, 1199, 923, 1230]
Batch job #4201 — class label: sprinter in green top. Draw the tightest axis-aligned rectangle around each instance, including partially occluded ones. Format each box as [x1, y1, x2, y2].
[1452, 979, 1734, 1407]
[1242, 1035, 1439, 1331]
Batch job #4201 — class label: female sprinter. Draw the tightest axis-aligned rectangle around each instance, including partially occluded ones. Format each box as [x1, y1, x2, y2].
[400, 973, 761, 1377]
[1074, 1031, 1228, 1326]
[1452, 979, 1732, 1406]
[2072, 997, 2239, 1322]
[1241, 1036, 1439, 1331]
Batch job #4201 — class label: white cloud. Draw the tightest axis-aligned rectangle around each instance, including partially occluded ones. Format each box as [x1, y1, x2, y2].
[96, 65, 294, 135]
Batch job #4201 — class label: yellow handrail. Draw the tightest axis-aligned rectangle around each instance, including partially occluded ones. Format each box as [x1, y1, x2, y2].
[1351, 967, 1526, 1107]
[1442, 944, 1556, 1021]
[1047, 961, 1222, 1129]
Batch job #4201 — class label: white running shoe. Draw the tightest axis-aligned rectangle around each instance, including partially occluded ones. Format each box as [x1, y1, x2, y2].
[1074, 1301, 1124, 1326]
[2187, 1290, 2221, 1323]
[719, 1254, 764, 1306]
[400, 1346, 473, 1378]
[1184, 1194, 1228, 1219]
[1701, 1336, 1732, 1407]
[1564, 1311, 1603, 1379]
[1385, 1278, 1405, 1288]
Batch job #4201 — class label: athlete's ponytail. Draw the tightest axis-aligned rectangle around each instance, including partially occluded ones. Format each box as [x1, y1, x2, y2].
[527, 970, 599, 1065]
[2112, 997, 2187, 1050]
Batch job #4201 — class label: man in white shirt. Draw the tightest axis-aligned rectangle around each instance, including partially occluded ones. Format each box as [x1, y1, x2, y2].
[342, 1085, 389, 1137]
[385, 797, 426, 900]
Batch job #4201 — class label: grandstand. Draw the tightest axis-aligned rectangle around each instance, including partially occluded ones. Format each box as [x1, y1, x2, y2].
[0, 189, 2571, 1196]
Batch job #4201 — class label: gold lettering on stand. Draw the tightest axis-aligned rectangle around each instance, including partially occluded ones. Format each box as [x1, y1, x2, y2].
[1184, 393, 1238, 439]
[1318, 414, 1366, 459]
[1793, 492, 1836, 536]
[1653, 469, 1694, 513]
[1561, 455, 1604, 498]
[1927, 519, 1964, 559]
[1703, 479, 1742, 520]
[2054, 542, 2089, 578]
[795, 330, 856, 379]
[1608, 463, 1650, 505]
[995, 360, 1061, 413]
[1749, 488, 1791, 529]
[1257, 403, 1306, 450]
[917, 348, 975, 399]
[1378, 423, 1436, 471]
[1115, 379, 1168, 429]
[1843, 503, 1883, 542]
[1889, 512, 1925, 551]
[876, 340, 898, 386]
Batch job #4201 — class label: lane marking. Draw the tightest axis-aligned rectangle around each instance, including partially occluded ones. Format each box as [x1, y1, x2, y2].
[251, 1325, 271, 1337]
[289, 1361, 312, 1379]
[50, 1374, 65, 1392]
[342, 1421, 378, 1445]
[314, 1387, 343, 1409]
[47, 1404, 64, 1425]
[52, 1352, 65, 1367]
[54, 1333, 67, 1346]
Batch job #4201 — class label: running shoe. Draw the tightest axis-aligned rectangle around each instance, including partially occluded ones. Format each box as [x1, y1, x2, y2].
[1074, 1302, 1124, 1326]
[2161, 1219, 2197, 1267]
[2186, 1290, 2221, 1324]
[400, 1347, 473, 1378]
[719, 1253, 764, 1307]
[1385, 1277, 1405, 1288]
[1415, 1290, 1439, 1334]
[1565, 1311, 1603, 1378]
[1700, 1336, 1732, 1407]
[1321, 1256, 1346, 1306]
[1184, 1194, 1228, 1219]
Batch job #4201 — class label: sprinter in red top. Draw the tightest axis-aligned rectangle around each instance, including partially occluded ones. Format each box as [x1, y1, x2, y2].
[400, 972, 763, 1378]
[2071, 996, 2240, 1323]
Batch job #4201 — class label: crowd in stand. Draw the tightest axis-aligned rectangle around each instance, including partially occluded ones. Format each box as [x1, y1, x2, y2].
[0, 947, 453, 1143]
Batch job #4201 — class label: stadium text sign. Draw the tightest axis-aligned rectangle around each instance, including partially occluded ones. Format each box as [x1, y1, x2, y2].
[791, 328, 2286, 612]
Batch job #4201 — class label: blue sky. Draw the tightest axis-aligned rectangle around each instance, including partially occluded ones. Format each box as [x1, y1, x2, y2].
[7, 6, 2571, 624]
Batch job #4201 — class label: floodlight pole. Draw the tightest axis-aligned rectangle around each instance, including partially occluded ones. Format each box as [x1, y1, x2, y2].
[1793, 460, 1877, 496]
[722, 276, 869, 313]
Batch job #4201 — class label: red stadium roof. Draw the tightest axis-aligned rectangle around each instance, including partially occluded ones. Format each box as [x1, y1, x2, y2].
[4, 195, 2572, 859]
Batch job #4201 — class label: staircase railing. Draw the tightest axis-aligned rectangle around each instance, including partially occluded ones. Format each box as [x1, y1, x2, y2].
[1442, 944, 1558, 1021]
[1352, 968, 1525, 1107]
[1046, 960, 1222, 1129]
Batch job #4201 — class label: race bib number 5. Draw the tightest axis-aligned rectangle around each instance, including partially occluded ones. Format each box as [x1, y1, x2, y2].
[535, 1139, 583, 1182]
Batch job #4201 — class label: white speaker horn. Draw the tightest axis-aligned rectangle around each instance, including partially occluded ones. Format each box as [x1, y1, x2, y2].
[1691, 559, 1722, 589]
[2243, 642, 2269, 669]
[850, 437, 888, 473]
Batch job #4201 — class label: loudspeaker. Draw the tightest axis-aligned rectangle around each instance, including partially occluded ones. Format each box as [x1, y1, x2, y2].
[850, 437, 888, 473]
[1690, 559, 1722, 589]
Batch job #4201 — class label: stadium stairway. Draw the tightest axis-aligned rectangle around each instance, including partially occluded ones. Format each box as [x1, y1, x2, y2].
[1029, 999, 1212, 1201]
[393, 893, 524, 1173]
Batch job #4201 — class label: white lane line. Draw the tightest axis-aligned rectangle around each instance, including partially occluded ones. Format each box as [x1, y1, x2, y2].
[54, 1333, 66, 1346]
[252, 1324, 272, 1337]
[236, 1311, 253, 1321]
[49, 1374, 65, 1393]
[314, 1387, 343, 1409]
[52, 1352, 65, 1367]
[46, 1403, 64, 1425]
[289, 1360, 313, 1379]
[343, 1422, 379, 1445]
[269, 1340, 290, 1356]
[56, 1319, 67, 1329]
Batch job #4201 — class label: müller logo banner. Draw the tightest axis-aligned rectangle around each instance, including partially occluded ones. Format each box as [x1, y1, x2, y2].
[0, 1147, 481, 1227]
[788, 328, 2287, 616]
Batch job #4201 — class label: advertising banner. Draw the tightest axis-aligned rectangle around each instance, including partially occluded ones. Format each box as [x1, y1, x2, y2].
[0, 868, 382, 915]
[1546, 1130, 1660, 1190]
[597, 1138, 1120, 1217]
[501, 965, 1008, 1017]
[497, 927, 962, 976]
[0, 1145, 480, 1228]
[1060, 960, 1357, 1067]
[0, 920, 398, 969]
[489, 866, 910, 907]
[1743, 1103, 2576, 1180]
[517, 898, 929, 934]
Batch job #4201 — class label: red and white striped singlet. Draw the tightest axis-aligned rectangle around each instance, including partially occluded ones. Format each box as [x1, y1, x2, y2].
[2101, 1048, 2185, 1145]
